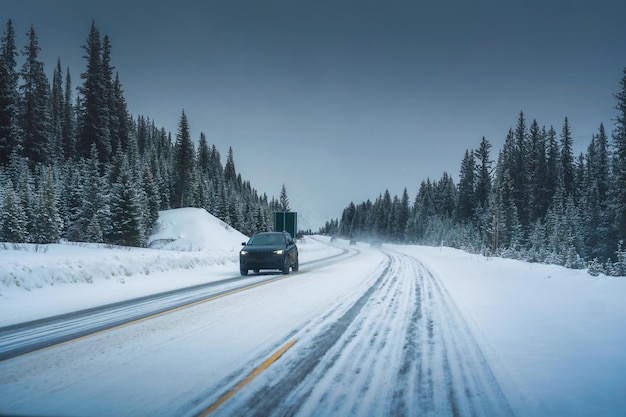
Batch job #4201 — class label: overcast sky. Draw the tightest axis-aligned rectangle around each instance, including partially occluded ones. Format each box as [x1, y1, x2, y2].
[4, 0, 626, 229]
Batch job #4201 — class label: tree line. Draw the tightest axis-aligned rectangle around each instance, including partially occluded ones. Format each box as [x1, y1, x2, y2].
[322, 69, 626, 276]
[0, 20, 285, 247]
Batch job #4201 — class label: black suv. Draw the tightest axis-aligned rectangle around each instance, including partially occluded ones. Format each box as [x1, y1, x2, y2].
[239, 231, 299, 275]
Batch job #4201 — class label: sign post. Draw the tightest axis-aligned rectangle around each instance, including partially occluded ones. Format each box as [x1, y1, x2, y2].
[274, 211, 297, 238]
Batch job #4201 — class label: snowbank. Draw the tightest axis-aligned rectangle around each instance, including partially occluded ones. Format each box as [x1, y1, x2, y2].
[395, 244, 626, 417]
[0, 208, 338, 326]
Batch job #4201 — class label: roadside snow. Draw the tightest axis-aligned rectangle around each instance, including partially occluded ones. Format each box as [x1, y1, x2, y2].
[394, 244, 626, 417]
[0, 208, 340, 326]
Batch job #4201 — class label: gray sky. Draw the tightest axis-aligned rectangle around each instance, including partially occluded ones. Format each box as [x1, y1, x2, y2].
[4, 0, 626, 229]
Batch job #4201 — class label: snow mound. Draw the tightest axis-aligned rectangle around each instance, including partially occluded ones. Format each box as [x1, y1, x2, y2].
[148, 208, 248, 251]
[0, 208, 249, 294]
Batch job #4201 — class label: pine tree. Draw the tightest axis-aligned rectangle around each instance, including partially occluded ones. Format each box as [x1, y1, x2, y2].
[31, 166, 63, 243]
[109, 156, 144, 246]
[491, 153, 521, 253]
[528, 120, 548, 220]
[50, 58, 64, 161]
[110, 73, 131, 153]
[560, 117, 575, 198]
[61, 66, 75, 159]
[19, 25, 50, 166]
[394, 188, 410, 242]
[474, 136, 492, 208]
[0, 19, 20, 165]
[75, 145, 110, 242]
[172, 110, 195, 208]
[0, 178, 28, 242]
[457, 149, 476, 221]
[435, 172, 456, 218]
[279, 183, 290, 211]
[612, 67, 626, 247]
[224, 146, 237, 184]
[511, 112, 529, 230]
[197, 132, 210, 175]
[77, 22, 110, 163]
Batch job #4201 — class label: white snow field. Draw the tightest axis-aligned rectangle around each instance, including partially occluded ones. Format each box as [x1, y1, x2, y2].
[0, 207, 625, 417]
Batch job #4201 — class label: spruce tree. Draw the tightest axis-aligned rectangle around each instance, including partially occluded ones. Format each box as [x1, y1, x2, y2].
[395, 188, 410, 242]
[511, 112, 529, 230]
[61, 66, 75, 159]
[0, 19, 19, 165]
[545, 126, 560, 206]
[31, 167, 63, 243]
[109, 157, 144, 246]
[224, 146, 237, 184]
[612, 67, 626, 248]
[77, 22, 110, 163]
[457, 149, 476, 222]
[50, 58, 64, 161]
[172, 110, 195, 208]
[528, 120, 548, 220]
[560, 117, 575, 198]
[474, 136, 492, 209]
[0, 178, 28, 242]
[279, 183, 290, 211]
[19, 25, 50, 166]
[78, 145, 110, 242]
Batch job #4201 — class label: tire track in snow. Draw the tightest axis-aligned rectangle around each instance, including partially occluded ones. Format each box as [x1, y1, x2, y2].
[212, 251, 513, 417]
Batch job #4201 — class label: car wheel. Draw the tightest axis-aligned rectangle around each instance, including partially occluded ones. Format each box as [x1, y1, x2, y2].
[254, 269, 260, 274]
[240, 268, 248, 276]
[282, 258, 290, 274]
[292, 258, 299, 272]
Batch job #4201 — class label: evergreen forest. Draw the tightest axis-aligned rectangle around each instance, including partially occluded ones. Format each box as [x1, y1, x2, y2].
[0, 20, 285, 248]
[2, 19, 626, 276]
[322, 72, 626, 276]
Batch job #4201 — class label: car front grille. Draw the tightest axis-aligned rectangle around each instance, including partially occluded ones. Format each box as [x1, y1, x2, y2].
[248, 250, 274, 258]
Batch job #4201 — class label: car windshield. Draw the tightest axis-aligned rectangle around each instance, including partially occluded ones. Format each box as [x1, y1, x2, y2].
[248, 234, 285, 246]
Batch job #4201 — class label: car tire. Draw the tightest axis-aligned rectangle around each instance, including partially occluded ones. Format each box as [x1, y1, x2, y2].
[292, 258, 299, 272]
[240, 268, 248, 276]
[282, 258, 290, 274]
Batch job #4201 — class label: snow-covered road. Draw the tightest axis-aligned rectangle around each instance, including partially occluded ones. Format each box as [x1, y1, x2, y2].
[214, 251, 512, 417]
[0, 245, 511, 417]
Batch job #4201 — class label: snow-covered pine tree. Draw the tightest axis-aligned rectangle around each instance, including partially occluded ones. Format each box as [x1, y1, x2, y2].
[80, 144, 110, 242]
[612, 67, 626, 251]
[109, 156, 144, 247]
[0, 178, 28, 242]
[31, 166, 62, 243]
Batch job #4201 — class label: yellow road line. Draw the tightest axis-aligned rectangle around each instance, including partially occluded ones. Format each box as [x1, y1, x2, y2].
[8, 271, 302, 360]
[199, 339, 298, 416]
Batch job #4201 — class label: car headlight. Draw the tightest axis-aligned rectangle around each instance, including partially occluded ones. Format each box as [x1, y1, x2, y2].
[240, 250, 248, 256]
[274, 249, 284, 255]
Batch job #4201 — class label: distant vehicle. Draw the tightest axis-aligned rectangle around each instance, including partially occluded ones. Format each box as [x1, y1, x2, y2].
[349, 238, 357, 245]
[370, 240, 383, 248]
[240, 231, 299, 276]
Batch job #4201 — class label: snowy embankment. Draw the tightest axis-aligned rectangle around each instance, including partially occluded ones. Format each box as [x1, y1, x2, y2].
[395, 244, 626, 417]
[0, 208, 339, 326]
